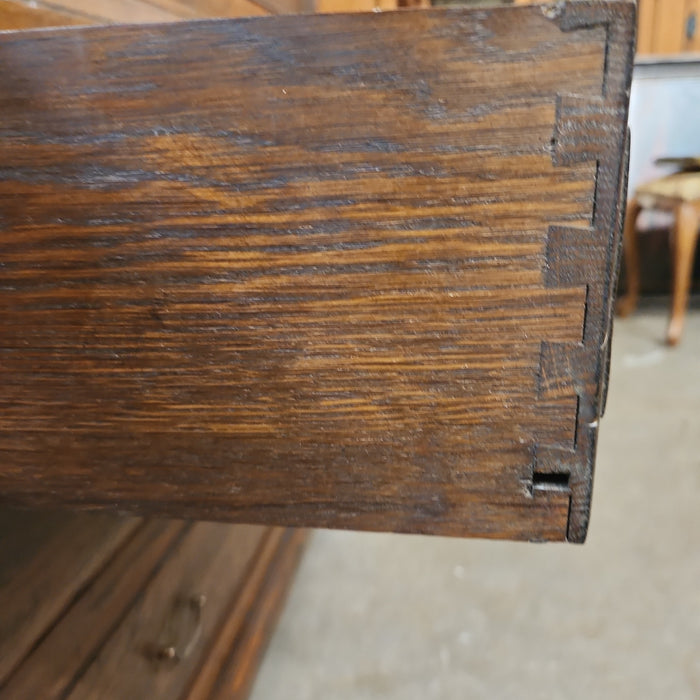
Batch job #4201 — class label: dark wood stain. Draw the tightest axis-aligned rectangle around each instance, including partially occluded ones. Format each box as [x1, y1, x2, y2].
[0, 4, 635, 542]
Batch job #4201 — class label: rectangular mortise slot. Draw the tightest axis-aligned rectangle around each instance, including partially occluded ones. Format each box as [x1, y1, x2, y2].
[581, 283, 590, 343]
[573, 395, 581, 449]
[590, 160, 600, 227]
[532, 471, 570, 493]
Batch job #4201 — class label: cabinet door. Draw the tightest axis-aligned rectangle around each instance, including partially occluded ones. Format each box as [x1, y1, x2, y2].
[0, 3, 635, 543]
[637, 0, 700, 55]
[683, 0, 700, 52]
[653, 0, 686, 53]
[637, 0, 657, 54]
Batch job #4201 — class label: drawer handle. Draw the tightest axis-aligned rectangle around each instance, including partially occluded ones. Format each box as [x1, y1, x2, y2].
[151, 593, 207, 664]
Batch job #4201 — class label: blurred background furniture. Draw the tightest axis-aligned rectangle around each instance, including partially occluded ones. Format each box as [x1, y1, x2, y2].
[636, 0, 700, 56]
[0, 508, 306, 700]
[0, 0, 427, 29]
[603, 0, 700, 341]
[617, 161, 700, 345]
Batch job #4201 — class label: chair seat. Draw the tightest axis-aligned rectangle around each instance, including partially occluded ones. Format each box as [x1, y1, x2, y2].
[619, 170, 700, 345]
[637, 171, 700, 209]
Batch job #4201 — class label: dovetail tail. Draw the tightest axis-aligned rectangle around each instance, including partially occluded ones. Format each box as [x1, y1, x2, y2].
[581, 283, 590, 343]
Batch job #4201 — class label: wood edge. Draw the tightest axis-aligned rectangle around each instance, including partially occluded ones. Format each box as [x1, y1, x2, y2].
[536, 0, 635, 542]
[196, 529, 308, 700]
[183, 527, 286, 700]
[598, 126, 631, 418]
[0, 4, 636, 41]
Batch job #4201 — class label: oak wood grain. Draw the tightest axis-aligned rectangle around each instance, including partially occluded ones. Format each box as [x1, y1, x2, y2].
[0, 4, 635, 542]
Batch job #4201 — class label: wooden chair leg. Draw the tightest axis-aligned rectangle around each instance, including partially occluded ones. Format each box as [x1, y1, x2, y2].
[667, 202, 700, 345]
[616, 197, 642, 317]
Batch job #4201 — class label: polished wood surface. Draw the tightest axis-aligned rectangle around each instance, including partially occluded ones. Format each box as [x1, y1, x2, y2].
[668, 202, 700, 345]
[635, 0, 656, 54]
[189, 528, 307, 700]
[0, 4, 634, 542]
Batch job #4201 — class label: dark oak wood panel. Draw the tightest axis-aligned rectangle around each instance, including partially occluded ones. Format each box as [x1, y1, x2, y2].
[0, 4, 635, 541]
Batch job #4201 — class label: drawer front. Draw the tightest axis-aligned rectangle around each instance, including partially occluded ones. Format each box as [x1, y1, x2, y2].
[0, 515, 305, 700]
[64, 522, 268, 700]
